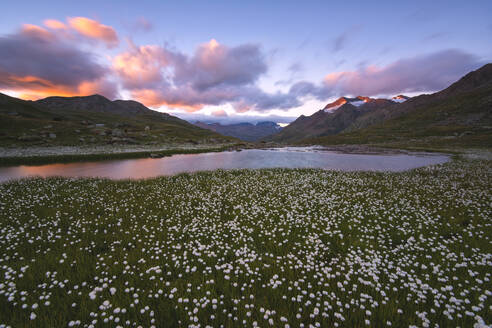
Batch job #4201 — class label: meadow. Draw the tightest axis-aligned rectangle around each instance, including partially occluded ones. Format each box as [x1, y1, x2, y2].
[0, 159, 490, 327]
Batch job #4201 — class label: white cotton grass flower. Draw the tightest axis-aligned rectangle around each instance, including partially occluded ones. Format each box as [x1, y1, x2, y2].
[0, 161, 490, 327]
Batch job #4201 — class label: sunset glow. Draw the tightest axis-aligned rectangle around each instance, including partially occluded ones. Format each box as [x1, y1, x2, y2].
[1, 1, 491, 123]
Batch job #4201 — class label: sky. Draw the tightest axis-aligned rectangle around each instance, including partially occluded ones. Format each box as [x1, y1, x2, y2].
[1, 0, 491, 124]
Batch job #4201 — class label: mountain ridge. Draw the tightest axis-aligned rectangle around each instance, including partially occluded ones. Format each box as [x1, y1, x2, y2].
[194, 121, 282, 141]
[268, 64, 492, 146]
[0, 93, 236, 147]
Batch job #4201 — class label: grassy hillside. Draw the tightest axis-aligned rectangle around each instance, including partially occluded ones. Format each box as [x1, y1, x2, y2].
[0, 93, 236, 147]
[305, 83, 492, 149]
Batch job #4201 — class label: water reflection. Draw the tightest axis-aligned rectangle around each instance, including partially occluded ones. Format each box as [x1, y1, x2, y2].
[0, 148, 449, 182]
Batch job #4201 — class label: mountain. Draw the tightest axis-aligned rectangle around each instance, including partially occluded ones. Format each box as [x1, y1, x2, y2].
[269, 96, 395, 143]
[37, 95, 163, 117]
[303, 64, 492, 148]
[0, 93, 235, 147]
[194, 121, 282, 141]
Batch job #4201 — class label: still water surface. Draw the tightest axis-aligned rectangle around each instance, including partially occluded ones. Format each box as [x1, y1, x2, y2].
[0, 147, 449, 182]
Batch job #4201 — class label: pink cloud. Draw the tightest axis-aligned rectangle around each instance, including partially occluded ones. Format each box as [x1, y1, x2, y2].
[211, 109, 228, 117]
[113, 43, 169, 89]
[322, 49, 481, 96]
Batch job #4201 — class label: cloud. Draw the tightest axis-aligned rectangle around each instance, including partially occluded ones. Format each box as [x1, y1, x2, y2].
[331, 25, 361, 53]
[171, 112, 297, 125]
[1, 17, 486, 116]
[20, 24, 54, 41]
[212, 109, 228, 117]
[0, 27, 117, 99]
[173, 39, 267, 90]
[113, 42, 169, 89]
[43, 19, 67, 30]
[68, 17, 118, 47]
[133, 17, 153, 32]
[322, 49, 483, 96]
[114, 39, 297, 112]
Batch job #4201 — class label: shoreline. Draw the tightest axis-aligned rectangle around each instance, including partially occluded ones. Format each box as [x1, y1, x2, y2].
[0, 142, 489, 167]
[0, 143, 247, 166]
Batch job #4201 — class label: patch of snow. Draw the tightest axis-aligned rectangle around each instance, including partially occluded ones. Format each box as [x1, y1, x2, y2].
[392, 98, 406, 103]
[349, 100, 365, 107]
[324, 104, 344, 112]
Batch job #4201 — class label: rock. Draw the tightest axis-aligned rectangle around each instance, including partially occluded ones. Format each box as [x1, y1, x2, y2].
[149, 153, 164, 158]
[95, 123, 105, 127]
[79, 137, 85, 142]
[122, 137, 137, 144]
[145, 126, 150, 131]
[44, 125, 53, 129]
[81, 120, 89, 125]
[75, 129, 81, 133]
[49, 133, 56, 139]
[18, 135, 41, 141]
[460, 131, 473, 137]
[112, 129, 124, 137]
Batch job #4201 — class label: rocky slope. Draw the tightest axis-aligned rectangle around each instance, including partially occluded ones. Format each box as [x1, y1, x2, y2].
[0, 93, 235, 147]
[270, 96, 395, 143]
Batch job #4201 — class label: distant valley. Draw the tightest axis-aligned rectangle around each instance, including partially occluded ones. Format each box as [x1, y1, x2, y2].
[194, 121, 282, 142]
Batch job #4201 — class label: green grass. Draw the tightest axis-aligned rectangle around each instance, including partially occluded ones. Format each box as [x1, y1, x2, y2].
[0, 159, 491, 327]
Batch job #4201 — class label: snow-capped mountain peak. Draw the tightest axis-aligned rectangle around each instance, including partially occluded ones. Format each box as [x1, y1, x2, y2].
[392, 95, 410, 103]
[323, 96, 372, 112]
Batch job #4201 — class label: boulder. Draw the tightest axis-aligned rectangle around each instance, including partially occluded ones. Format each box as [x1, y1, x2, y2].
[18, 135, 41, 141]
[112, 129, 124, 137]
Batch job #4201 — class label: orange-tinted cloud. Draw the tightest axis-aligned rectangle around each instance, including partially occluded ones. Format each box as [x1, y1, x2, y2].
[20, 24, 53, 41]
[2, 73, 116, 100]
[131, 89, 204, 112]
[0, 26, 117, 100]
[43, 19, 67, 30]
[68, 17, 118, 47]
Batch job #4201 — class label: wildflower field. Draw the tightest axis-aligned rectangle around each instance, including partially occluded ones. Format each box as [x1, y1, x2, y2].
[0, 159, 490, 327]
